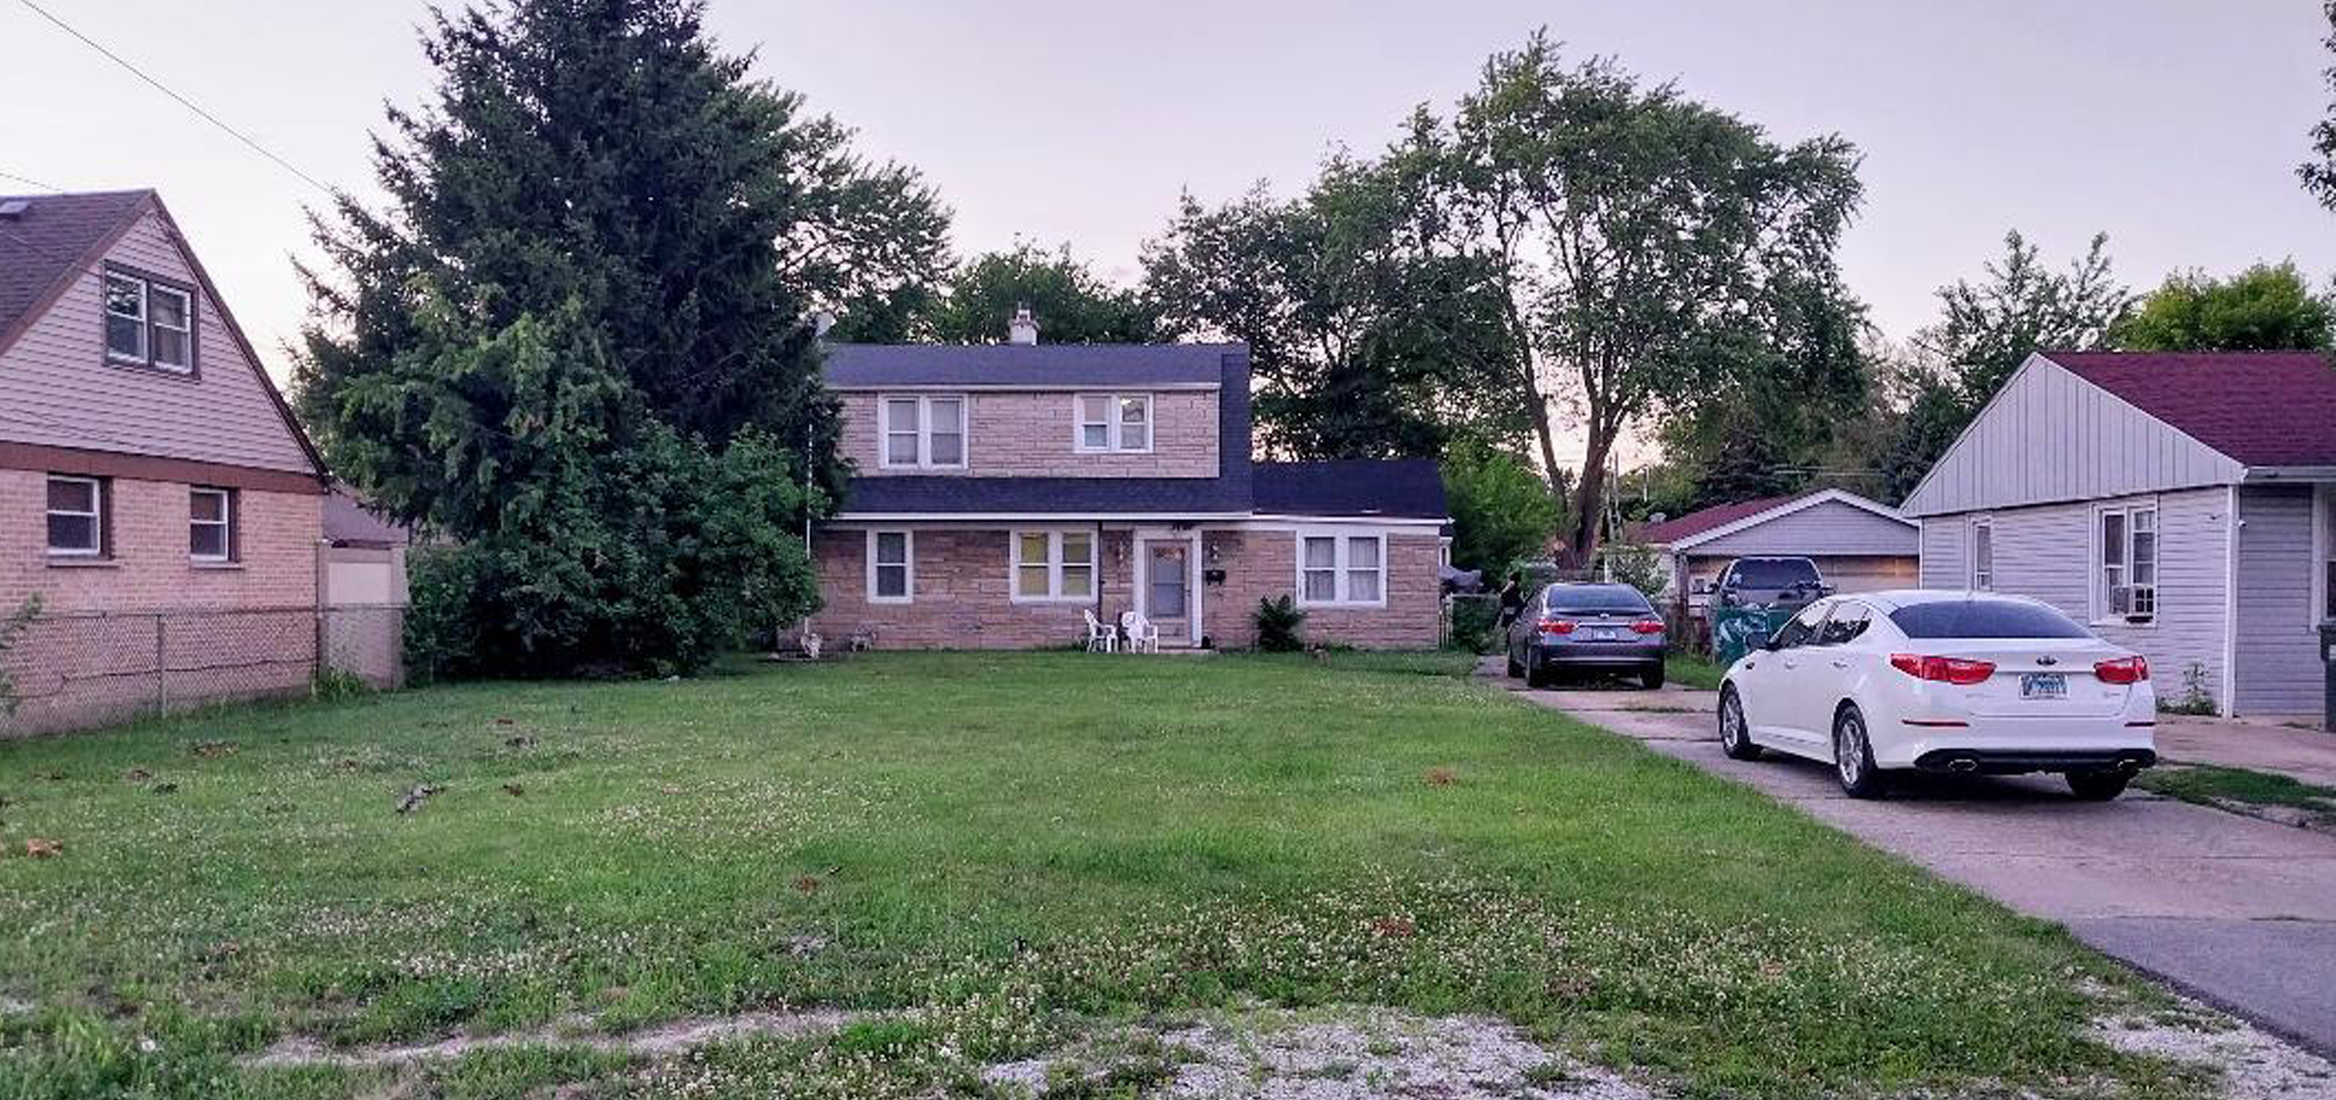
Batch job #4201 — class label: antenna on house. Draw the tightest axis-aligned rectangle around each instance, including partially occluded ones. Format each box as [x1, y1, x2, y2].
[1008, 303, 1039, 346]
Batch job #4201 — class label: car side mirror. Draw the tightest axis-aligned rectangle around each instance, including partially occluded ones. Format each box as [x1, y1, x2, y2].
[1761, 638, 1782, 652]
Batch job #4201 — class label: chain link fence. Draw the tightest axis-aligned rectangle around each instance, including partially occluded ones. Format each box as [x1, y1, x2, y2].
[1, 604, 403, 738]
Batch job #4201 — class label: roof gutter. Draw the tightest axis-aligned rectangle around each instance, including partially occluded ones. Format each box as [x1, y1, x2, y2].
[2239, 466, 2336, 482]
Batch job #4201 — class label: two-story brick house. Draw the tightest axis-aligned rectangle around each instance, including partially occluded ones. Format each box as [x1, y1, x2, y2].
[807, 317, 1448, 649]
[0, 189, 337, 731]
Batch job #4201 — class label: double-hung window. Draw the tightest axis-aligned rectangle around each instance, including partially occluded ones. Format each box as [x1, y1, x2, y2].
[866, 530, 913, 603]
[1074, 394, 1151, 453]
[2097, 503, 2158, 621]
[1296, 533, 1385, 607]
[879, 395, 965, 469]
[190, 487, 235, 562]
[1012, 530, 1096, 601]
[103, 268, 194, 373]
[1970, 519, 1994, 591]
[46, 475, 104, 557]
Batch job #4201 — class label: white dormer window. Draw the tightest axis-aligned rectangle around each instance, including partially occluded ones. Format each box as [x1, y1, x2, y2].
[879, 395, 966, 469]
[1075, 394, 1151, 453]
[103, 268, 194, 373]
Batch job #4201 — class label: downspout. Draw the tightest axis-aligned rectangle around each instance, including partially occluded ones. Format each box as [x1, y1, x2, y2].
[2223, 485, 2239, 717]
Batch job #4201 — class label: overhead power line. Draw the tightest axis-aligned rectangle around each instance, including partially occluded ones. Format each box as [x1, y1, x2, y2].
[13, 0, 332, 195]
[0, 167, 62, 193]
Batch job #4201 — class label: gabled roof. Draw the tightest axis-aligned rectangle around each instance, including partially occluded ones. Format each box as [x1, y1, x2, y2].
[1252, 459, 1447, 519]
[2046, 351, 2336, 468]
[1643, 487, 1912, 551]
[0, 189, 328, 482]
[0, 189, 152, 357]
[821, 343, 1236, 389]
[835, 475, 1253, 518]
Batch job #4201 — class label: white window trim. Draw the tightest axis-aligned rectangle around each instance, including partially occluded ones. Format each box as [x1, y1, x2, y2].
[103, 273, 146, 364]
[46, 474, 103, 557]
[1968, 516, 1993, 592]
[1072, 393, 1154, 454]
[865, 529, 914, 604]
[148, 283, 192, 370]
[1010, 528, 1100, 603]
[876, 394, 968, 470]
[190, 486, 234, 563]
[2091, 499, 2159, 626]
[1293, 530, 1388, 608]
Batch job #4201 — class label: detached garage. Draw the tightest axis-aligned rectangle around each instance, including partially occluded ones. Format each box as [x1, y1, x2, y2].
[1645, 488, 1920, 615]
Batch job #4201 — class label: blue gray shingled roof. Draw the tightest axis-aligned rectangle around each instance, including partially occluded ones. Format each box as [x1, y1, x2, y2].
[821, 343, 1238, 388]
[1253, 459, 1447, 518]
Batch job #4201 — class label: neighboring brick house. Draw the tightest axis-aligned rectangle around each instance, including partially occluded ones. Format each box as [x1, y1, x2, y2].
[807, 315, 1448, 649]
[0, 189, 338, 732]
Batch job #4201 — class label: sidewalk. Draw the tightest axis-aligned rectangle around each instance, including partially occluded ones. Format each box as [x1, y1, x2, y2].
[2155, 712, 2336, 787]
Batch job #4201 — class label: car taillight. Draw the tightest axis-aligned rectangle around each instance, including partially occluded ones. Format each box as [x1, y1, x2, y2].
[1631, 619, 1665, 634]
[2094, 655, 2148, 684]
[1889, 654, 1996, 685]
[1537, 619, 1576, 634]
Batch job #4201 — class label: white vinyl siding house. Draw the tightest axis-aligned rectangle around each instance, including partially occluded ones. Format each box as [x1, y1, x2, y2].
[1903, 352, 2336, 718]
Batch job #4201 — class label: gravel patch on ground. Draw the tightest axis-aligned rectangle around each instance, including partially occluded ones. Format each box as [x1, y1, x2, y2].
[983, 1004, 1657, 1100]
[243, 1008, 863, 1069]
[2090, 995, 2336, 1100]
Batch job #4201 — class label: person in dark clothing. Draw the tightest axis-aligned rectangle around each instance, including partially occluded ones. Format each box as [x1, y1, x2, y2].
[1495, 571, 1527, 632]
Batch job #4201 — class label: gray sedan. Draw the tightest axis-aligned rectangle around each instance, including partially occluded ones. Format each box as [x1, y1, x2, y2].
[1505, 582, 1668, 689]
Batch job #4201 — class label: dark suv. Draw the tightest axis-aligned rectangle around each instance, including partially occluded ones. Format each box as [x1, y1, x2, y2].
[1708, 556, 1831, 612]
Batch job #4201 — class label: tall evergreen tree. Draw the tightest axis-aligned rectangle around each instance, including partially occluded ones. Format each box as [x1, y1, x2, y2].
[297, 0, 948, 677]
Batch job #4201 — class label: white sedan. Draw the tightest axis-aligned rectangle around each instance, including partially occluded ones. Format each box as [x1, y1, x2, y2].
[1716, 590, 2157, 800]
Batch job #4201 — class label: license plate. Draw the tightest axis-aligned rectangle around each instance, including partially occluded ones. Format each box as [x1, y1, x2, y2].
[2020, 673, 2067, 699]
[1589, 628, 1624, 641]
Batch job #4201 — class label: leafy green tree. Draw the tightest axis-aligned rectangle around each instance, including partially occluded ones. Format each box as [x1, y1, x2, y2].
[297, 0, 931, 676]
[1661, 271, 1871, 508]
[1441, 34, 1865, 560]
[924, 242, 1164, 344]
[1144, 150, 1523, 459]
[1442, 441, 1562, 575]
[2110, 261, 2334, 352]
[2304, 1, 2336, 208]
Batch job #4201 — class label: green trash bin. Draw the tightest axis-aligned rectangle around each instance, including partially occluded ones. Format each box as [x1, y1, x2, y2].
[1711, 606, 1793, 668]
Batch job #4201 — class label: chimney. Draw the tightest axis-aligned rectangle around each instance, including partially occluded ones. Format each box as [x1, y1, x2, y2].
[1008, 304, 1039, 346]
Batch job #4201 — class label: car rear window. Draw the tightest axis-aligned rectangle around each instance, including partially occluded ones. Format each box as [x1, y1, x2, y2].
[1545, 585, 1652, 613]
[1730, 559, 1820, 586]
[1889, 600, 2092, 639]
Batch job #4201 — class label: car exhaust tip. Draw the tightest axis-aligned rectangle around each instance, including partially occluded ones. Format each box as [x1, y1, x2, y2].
[1947, 757, 1978, 773]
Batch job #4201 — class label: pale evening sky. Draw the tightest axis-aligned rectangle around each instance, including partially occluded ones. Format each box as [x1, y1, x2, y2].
[3, 1, 2332, 466]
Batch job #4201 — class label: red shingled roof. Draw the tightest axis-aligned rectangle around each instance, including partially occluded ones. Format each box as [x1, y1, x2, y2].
[2047, 351, 2336, 467]
[1641, 492, 1806, 545]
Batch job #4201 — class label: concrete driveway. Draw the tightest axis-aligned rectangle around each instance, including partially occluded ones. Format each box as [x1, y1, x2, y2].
[1484, 661, 2336, 1057]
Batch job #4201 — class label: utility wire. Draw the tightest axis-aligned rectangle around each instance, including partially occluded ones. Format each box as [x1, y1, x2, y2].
[12, 0, 332, 195]
[0, 167, 63, 193]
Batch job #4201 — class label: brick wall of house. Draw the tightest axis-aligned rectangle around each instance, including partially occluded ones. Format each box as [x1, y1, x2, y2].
[0, 468, 325, 736]
[837, 390, 1218, 478]
[0, 469, 320, 613]
[810, 524, 1440, 651]
[1205, 529, 1442, 650]
[808, 527, 1137, 649]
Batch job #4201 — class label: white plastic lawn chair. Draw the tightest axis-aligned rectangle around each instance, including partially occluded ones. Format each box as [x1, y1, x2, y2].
[1082, 608, 1117, 654]
[1119, 610, 1161, 654]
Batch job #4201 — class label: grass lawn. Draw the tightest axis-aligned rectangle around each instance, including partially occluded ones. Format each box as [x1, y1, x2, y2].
[1665, 652, 1725, 691]
[0, 651, 2203, 1099]
[2137, 764, 2336, 827]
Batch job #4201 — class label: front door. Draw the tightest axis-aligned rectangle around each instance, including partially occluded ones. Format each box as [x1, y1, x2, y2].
[1147, 543, 1190, 643]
